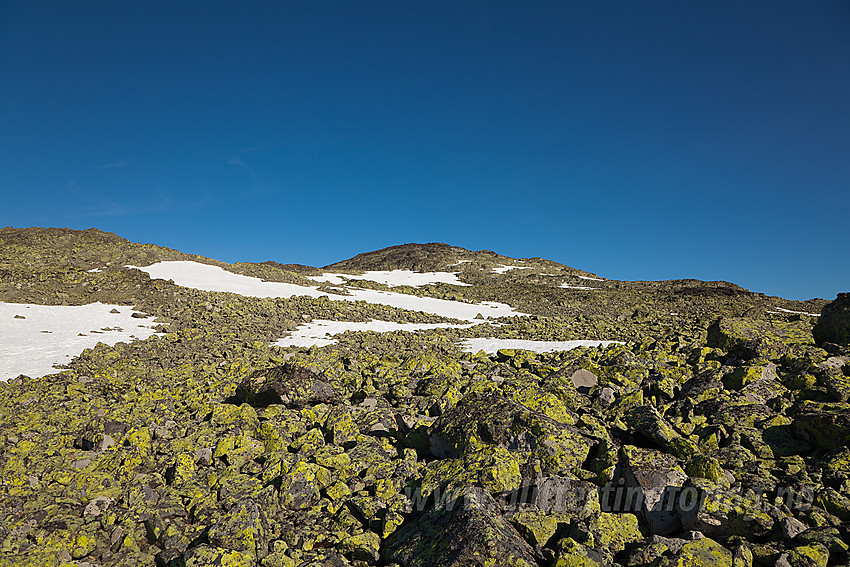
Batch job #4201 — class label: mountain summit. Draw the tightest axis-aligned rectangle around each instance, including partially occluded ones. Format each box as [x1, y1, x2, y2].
[324, 242, 539, 273]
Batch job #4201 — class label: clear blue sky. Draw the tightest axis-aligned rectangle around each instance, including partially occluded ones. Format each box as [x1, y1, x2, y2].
[2, 2, 848, 300]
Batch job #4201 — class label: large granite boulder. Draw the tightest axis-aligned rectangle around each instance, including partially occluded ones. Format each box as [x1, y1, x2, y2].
[234, 363, 340, 408]
[384, 486, 541, 567]
[813, 293, 850, 346]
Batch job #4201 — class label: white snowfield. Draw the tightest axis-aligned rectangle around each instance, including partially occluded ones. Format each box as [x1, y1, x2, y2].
[460, 338, 622, 354]
[767, 307, 820, 317]
[308, 270, 470, 287]
[492, 265, 532, 274]
[578, 275, 605, 281]
[275, 319, 478, 348]
[130, 261, 523, 322]
[0, 302, 159, 381]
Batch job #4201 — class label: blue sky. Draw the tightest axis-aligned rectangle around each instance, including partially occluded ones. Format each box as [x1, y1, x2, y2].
[1, 2, 848, 300]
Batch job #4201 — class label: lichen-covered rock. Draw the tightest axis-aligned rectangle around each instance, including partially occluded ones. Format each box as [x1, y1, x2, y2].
[620, 445, 688, 536]
[777, 544, 830, 567]
[509, 510, 570, 547]
[625, 405, 698, 461]
[794, 527, 849, 554]
[235, 363, 340, 408]
[813, 293, 850, 346]
[792, 403, 850, 451]
[664, 537, 733, 567]
[814, 487, 850, 521]
[184, 544, 254, 567]
[208, 497, 269, 561]
[429, 392, 595, 475]
[0, 228, 845, 567]
[384, 486, 540, 567]
[708, 317, 813, 360]
[569, 511, 645, 555]
[279, 461, 331, 509]
[677, 478, 781, 540]
[420, 446, 523, 498]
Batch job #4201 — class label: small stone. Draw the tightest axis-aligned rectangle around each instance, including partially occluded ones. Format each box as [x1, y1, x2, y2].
[570, 369, 598, 393]
[99, 434, 116, 451]
[195, 447, 213, 466]
[84, 495, 113, 517]
[781, 517, 808, 539]
[598, 386, 615, 406]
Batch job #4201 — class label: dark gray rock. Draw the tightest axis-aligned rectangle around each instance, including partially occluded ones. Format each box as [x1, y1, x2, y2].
[384, 486, 540, 567]
[813, 293, 850, 346]
[619, 445, 687, 536]
[235, 363, 339, 408]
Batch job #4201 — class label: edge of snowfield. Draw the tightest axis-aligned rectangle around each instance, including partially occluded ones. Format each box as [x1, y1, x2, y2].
[460, 338, 622, 354]
[129, 261, 522, 321]
[1, 260, 621, 381]
[0, 302, 160, 380]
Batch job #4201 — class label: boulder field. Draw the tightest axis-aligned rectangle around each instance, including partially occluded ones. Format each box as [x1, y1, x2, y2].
[0, 228, 847, 567]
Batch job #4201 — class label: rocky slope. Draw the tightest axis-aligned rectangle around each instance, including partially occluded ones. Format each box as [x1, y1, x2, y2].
[0, 227, 847, 567]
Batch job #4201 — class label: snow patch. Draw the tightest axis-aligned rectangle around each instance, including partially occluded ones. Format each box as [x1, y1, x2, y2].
[308, 270, 469, 287]
[560, 284, 597, 291]
[308, 274, 347, 285]
[0, 302, 160, 381]
[129, 261, 524, 322]
[275, 319, 477, 348]
[578, 275, 605, 281]
[767, 307, 820, 317]
[492, 265, 532, 274]
[459, 338, 621, 354]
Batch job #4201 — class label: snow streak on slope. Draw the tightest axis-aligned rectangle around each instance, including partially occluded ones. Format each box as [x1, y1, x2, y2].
[308, 270, 470, 287]
[275, 319, 477, 348]
[460, 338, 621, 354]
[492, 265, 532, 274]
[130, 261, 523, 321]
[0, 302, 159, 380]
[766, 307, 820, 317]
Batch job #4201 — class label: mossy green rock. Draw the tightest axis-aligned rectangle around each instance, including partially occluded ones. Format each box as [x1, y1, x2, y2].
[781, 544, 830, 567]
[208, 498, 269, 561]
[509, 510, 571, 547]
[429, 392, 595, 475]
[384, 486, 539, 567]
[708, 317, 812, 360]
[792, 406, 850, 451]
[235, 363, 340, 408]
[666, 537, 733, 567]
[626, 405, 698, 460]
[570, 511, 644, 555]
[420, 446, 523, 498]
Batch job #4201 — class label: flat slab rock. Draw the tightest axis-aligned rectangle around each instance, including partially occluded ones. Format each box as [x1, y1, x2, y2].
[235, 363, 340, 408]
[570, 368, 598, 393]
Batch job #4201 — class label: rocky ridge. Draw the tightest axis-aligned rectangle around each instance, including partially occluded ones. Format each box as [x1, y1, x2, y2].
[0, 227, 847, 567]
